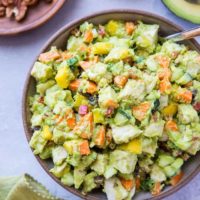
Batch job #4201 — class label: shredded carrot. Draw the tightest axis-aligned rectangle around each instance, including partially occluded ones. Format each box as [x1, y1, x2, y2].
[151, 182, 161, 196]
[170, 171, 184, 186]
[125, 22, 135, 35]
[79, 140, 90, 155]
[132, 102, 151, 121]
[120, 178, 134, 191]
[95, 126, 106, 148]
[165, 120, 178, 131]
[66, 115, 76, 129]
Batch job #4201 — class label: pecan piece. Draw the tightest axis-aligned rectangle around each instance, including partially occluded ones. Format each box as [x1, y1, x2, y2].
[23, 0, 38, 6]
[1, 0, 15, 6]
[15, 2, 27, 21]
[0, 6, 5, 17]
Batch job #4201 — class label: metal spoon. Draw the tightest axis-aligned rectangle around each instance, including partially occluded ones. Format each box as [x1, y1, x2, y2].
[165, 26, 200, 42]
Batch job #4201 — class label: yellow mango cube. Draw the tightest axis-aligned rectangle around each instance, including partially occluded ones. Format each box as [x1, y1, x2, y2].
[162, 103, 178, 117]
[55, 67, 70, 89]
[92, 108, 104, 124]
[42, 125, 53, 140]
[119, 138, 142, 154]
[63, 141, 73, 155]
[92, 42, 113, 55]
[106, 20, 118, 36]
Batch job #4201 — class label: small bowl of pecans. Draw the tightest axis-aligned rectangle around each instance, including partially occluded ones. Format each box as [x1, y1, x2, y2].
[0, 0, 66, 35]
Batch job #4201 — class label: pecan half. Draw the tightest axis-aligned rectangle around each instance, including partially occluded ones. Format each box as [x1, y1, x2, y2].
[23, 0, 38, 6]
[15, 2, 27, 21]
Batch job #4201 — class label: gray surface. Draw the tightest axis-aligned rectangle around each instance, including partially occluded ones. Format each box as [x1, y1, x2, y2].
[0, 0, 200, 199]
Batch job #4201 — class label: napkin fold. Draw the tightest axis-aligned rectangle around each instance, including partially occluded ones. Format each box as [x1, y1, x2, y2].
[0, 174, 60, 200]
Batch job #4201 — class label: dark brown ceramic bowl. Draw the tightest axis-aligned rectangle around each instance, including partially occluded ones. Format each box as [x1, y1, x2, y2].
[0, 0, 66, 35]
[22, 9, 200, 200]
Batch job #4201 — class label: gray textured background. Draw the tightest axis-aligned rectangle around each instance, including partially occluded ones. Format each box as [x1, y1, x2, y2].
[0, 0, 200, 199]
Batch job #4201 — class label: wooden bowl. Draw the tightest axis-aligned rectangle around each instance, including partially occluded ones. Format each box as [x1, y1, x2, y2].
[22, 9, 200, 200]
[0, 0, 66, 35]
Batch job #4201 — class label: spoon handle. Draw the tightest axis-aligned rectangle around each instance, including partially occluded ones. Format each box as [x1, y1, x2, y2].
[165, 27, 200, 42]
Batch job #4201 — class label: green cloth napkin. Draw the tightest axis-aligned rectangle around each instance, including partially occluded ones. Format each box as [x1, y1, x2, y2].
[0, 174, 60, 200]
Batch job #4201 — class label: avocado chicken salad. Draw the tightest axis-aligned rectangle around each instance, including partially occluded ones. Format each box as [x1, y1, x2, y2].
[29, 20, 200, 199]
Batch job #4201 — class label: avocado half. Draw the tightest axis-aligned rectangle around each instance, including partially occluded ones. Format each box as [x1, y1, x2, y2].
[162, 0, 200, 24]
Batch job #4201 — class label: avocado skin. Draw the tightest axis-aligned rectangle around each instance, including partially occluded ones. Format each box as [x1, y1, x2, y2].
[162, 0, 200, 24]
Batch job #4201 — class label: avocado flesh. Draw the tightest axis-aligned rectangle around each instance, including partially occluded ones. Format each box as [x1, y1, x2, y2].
[163, 0, 200, 24]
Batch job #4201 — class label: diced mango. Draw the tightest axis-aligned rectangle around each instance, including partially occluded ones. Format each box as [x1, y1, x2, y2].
[42, 125, 53, 140]
[55, 67, 70, 89]
[73, 93, 89, 110]
[92, 108, 104, 124]
[92, 42, 113, 55]
[106, 20, 119, 36]
[119, 138, 142, 154]
[63, 141, 73, 155]
[162, 103, 178, 117]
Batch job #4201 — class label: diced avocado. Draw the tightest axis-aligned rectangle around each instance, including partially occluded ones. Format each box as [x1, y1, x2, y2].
[142, 137, 158, 156]
[119, 79, 145, 101]
[163, 165, 176, 177]
[52, 146, 68, 165]
[157, 154, 175, 167]
[134, 22, 159, 53]
[82, 172, 97, 193]
[144, 120, 165, 137]
[177, 104, 199, 124]
[114, 112, 129, 126]
[91, 154, 108, 175]
[61, 171, 74, 186]
[67, 36, 85, 51]
[150, 164, 166, 182]
[52, 128, 66, 144]
[74, 167, 86, 189]
[162, 0, 200, 24]
[31, 62, 53, 82]
[36, 80, 55, 95]
[111, 125, 142, 144]
[109, 150, 138, 174]
[104, 166, 117, 179]
[176, 73, 192, 85]
[50, 162, 69, 178]
[171, 158, 184, 171]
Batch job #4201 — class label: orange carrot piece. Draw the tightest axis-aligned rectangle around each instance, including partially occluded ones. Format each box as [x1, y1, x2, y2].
[79, 140, 90, 155]
[151, 182, 161, 196]
[125, 22, 135, 35]
[114, 75, 128, 88]
[87, 81, 98, 94]
[120, 178, 134, 191]
[39, 51, 60, 63]
[165, 120, 178, 131]
[135, 177, 141, 190]
[132, 102, 151, 121]
[95, 126, 106, 148]
[159, 78, 171, 94]
[67, 115, 76, 129]
[61, 51, 73, 60]
[69, 79, 82, 91]
[170, 171, 184, 186]
[158, 68, 171, 80]
[84, 30, 93, 43]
